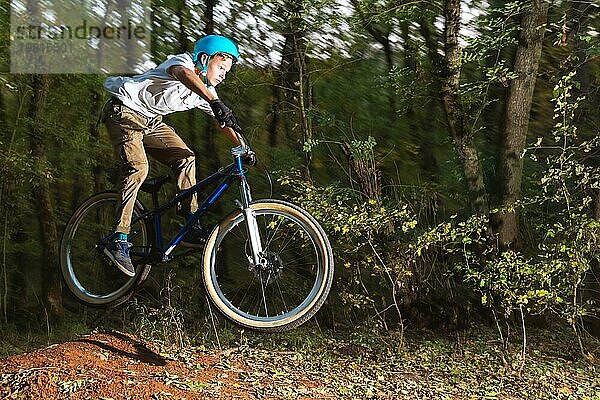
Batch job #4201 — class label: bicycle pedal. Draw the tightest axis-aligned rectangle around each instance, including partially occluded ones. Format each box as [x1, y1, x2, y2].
[179, 238, 206, 249]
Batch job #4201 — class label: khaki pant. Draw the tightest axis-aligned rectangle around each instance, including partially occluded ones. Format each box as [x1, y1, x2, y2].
[103, 99, 198, 234]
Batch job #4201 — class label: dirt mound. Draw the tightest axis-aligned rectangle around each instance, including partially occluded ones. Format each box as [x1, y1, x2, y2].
[0, 331, 322, 399]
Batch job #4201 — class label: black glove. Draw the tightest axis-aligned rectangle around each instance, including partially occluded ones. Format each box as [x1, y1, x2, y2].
[243, 149, 257, 166]
[209, 99, 239, 130]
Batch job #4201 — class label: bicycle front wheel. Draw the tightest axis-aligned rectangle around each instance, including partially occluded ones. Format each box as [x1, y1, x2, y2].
[203, 199, 334, 332]
[60, 191, 152, 307]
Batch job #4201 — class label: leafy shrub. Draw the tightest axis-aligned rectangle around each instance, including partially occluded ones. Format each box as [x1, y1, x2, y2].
[411, 71, 599, 351]
[278, 170, 417, 329]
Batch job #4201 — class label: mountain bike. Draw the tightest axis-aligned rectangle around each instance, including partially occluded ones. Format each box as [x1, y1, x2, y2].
[59, 145, 334, 332]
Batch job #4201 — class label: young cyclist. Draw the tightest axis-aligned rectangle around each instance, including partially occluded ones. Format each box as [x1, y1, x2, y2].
[102, 34, 251, 276]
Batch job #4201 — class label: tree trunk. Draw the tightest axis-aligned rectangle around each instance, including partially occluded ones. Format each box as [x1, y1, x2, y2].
[28, 75, 63, 319]
[293, 34, 312, 179]
[202, 0, 220, 172]
[418, 18, 446, 187]
[0, 86, 6, 132]
[205, 119, 220, 171]
[440, 0, 488, 214]
[177, 0, 190, 53]
[90, 88, 105, 194]
[419, 17, 442, 79]
[150, 8, 157, 63]
[203, 0, 215, 35]
[271, 32, 295, 147]
[272, 1, 312, 177]
[117, 0, 136, 72]
[420, 8, 487, 212]
[7, 229, 28, 324]
[71, 87, 100, 209]
[176, 0, 197, 153]
[268, 69, 282, 149]
[497, 0, 548, 247]
[401, 20, 438, 181]
[350, 0, 396, 117]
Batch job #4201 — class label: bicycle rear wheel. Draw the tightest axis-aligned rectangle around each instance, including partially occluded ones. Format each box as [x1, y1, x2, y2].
[203, 199, 334, 332]
[60, 191, 152, 307]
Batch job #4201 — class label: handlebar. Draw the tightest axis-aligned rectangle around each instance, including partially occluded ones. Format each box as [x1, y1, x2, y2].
[231, 146, 250, 157]
[231, 146, 256, 165]
[229, 125, 256, 166]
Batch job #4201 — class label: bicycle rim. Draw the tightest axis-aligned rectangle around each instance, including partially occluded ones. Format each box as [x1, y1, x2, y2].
[203, 200, 333, 331]
[60, 192, 149, 306]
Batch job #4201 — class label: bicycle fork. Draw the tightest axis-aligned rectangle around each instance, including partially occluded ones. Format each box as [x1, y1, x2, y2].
[233, 147, 264, 268]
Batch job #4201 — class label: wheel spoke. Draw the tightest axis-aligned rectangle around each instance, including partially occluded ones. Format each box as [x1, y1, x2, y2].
[259, 271, 269, 317]
[275, 279, 289, 314]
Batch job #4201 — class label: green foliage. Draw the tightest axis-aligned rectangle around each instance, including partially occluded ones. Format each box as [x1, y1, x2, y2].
[278, 172, 413, 238]
[414, 213, 574, 316]
[412, 211, 598, 346]
[348, 135, 377, 159]
[389, 64, 432, 115]
[463, 1, 522, 63]
[411, 70, 600, 343]
[457, 1, 525, 123]
[526, 71, 600, 333]
[530, 72, 600, 207]
[278, 169, 417, 325]
[127, 297, 190, 350]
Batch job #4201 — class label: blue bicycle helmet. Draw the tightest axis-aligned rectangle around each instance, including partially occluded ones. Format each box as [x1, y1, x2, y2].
[193, 35, 239, 64]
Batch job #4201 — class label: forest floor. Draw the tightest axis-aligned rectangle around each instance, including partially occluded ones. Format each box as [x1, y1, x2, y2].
[1, 324, 599, 399]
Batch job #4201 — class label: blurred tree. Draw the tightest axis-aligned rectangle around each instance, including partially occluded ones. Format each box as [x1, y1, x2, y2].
[27, 75, 63, 319]
[350, 0, 397, 117]
[90, 87, 105, 194]
[271, 0, 313, 177]
[202, 0, 221, 172]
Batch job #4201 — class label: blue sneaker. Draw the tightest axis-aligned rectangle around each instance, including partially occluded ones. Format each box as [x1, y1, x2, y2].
[104, 240, 135, 276]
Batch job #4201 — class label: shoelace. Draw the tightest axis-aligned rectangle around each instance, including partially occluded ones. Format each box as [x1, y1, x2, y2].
[116, 240, 133, 257]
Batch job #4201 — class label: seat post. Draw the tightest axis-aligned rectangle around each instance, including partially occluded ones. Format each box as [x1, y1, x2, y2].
[151, 191, 160, 209]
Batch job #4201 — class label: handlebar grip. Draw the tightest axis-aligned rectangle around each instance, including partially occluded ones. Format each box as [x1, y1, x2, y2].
[230, 146, 257, 166]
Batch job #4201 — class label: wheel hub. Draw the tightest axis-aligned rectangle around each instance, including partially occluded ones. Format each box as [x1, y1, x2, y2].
[249, 251, 283, 285]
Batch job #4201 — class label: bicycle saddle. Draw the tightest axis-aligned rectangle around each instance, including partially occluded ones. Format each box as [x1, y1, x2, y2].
[141, 175, 170, 194]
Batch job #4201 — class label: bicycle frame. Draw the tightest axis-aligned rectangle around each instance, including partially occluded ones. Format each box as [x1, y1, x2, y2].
[129, 146, 259, 264]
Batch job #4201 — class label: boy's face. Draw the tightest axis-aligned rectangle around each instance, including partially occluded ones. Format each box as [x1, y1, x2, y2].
[204, 55, 233, 87]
